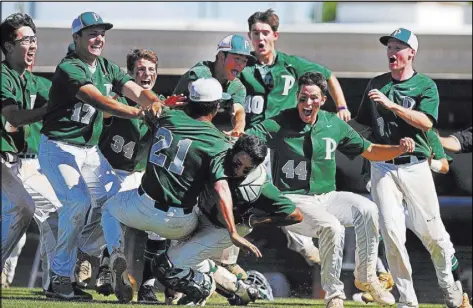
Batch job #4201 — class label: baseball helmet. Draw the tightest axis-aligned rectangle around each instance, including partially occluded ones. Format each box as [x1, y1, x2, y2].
[245, 270, 274, 301]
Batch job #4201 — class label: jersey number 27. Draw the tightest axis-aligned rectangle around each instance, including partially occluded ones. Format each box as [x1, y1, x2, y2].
[149, 127, 192, 176]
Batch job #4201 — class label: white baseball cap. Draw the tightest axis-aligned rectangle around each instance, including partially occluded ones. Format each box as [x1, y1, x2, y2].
[188, 78, 231, 102]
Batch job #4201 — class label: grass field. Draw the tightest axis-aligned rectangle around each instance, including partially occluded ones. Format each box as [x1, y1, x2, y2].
[0, 287, 446, 308]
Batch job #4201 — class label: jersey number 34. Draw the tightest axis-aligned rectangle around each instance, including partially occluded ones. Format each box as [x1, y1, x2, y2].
[149, 127, 192, 176]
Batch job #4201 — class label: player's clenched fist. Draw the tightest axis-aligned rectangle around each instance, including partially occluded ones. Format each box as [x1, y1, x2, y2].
[142, 101, 162, 126]
[399, 137, 415, 153]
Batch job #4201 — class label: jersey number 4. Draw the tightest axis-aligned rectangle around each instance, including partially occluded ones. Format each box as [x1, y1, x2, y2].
[149, 127, 192, 176]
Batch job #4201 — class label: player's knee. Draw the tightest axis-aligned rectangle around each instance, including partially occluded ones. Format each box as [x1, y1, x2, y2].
[322, 220, 345, 240]
[20, 197, 35, 220]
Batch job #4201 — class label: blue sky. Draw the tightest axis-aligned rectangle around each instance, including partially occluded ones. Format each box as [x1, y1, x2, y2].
[1, 2, 316, 26]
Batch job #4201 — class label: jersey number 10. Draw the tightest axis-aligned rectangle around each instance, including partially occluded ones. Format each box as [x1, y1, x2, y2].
[149, 127, 192, 176]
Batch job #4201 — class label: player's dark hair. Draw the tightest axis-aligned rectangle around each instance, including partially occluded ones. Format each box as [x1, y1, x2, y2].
[126, 48, 158, 74]
[232, 135, 268, 166]
[0, 13, 36, 56]
[298, 72, 328, 95]
[248, 9, 279, 32]
[185, 100, 220, 118]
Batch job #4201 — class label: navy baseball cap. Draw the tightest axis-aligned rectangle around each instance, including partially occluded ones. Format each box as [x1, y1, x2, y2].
[379, 28, 418, 52]
[72, 12, 113, 34]
[217, 34, 257, 62]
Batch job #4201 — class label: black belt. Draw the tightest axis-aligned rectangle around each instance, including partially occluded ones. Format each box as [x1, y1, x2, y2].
[138, 186, 193, 214]
[1, 152, 19, 163]
[385, 155, 426, 165]
[18, 153, 38, 159]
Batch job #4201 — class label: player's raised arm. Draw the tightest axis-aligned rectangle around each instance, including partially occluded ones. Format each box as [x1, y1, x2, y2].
[121, 79, 162, 108]
[76, 83, 142, 119]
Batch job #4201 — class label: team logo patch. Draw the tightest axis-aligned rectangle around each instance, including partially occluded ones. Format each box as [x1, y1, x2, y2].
[402, 96, 416, 109]
[391, 29, 402, 36]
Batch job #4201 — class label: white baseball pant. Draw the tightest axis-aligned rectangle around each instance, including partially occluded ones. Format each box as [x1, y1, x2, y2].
[370, 160, 457, 305]
[38, 134, 122, 277]
[2, 232, 27, 285]
[78, 169, 164, 257]
[101, 186, 198, 255]
[1, 159, 35, 269]
[166, 212, 251, 269]
[283, 191, 380, 302]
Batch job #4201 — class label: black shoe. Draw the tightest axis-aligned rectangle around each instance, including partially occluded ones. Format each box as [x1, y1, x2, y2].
[45, 272, 92, 300]
[138, 284, 160, 303]
[72, 283, 93, 300]
[110, 251, 133, 303]
[95, 266, 113, 296]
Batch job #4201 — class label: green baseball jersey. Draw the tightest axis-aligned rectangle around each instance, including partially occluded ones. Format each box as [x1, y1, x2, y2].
[356, 72, 439, 158]
[1, 62, 51, 154]
[141, 108, 232, 208]
[240, 51, 332, 129]
[41, 54, 132, 146]
[199, 164, 296, 228]
[427, 129, 452, 162]
[99, 95, 151, 172]
[1, 61, 31, 153]
[172, 61, 246, 130]
[247, 109, 371, 195]
[22, 74, 52, 154]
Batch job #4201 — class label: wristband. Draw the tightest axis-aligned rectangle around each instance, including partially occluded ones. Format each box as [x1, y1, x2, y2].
[337, 106, 347, 111]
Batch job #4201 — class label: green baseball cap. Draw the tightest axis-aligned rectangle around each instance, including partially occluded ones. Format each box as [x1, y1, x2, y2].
[379, 28, 418, 52]
[217, 34, 257, 62]
[72, 12, 113, 34]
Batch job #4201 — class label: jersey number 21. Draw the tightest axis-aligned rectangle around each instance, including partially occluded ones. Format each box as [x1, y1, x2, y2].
[149, 127, 192, 176]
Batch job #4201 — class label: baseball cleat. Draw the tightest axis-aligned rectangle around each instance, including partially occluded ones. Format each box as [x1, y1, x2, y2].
[460, 292, 472, 308]
[326, 297, 344, 308]
[137, 284, 160, 303]
[378, 272, 395, 291]
[95, 266, 113, 296]
[355, 279, 395, 306]
[74, 249, 92, 289]
[110, 251, 133, 303]
[46, 270, 92, 300]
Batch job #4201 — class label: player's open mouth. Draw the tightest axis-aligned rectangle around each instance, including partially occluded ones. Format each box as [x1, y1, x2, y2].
[258, 43, 264, 49]
[302, 108, 312, 116]
[389, 56, 396, 64]
[141, 80, 151, 86]
[230, 69, 239, 77]
[91, 45, 102, 51]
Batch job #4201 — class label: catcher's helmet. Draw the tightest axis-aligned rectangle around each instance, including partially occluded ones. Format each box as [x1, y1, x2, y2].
[245, 270, 274, 301]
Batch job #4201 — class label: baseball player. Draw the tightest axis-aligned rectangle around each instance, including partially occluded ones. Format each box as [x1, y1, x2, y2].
[156, 134, 303, 305]
[245, 71, 417, 308]
[173, 34, 255, 136]
[37, 11, 162, 300]
[354, 28, 465, 308]
[238, 9, 352, 269]
[100, 77, 259, 303]
[439, 127, 472, 154]
[353, 129, 452, 304]
[172, 33, 258, 279]
[1, 14, 64, 295]
[74, 48, 176, 303]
